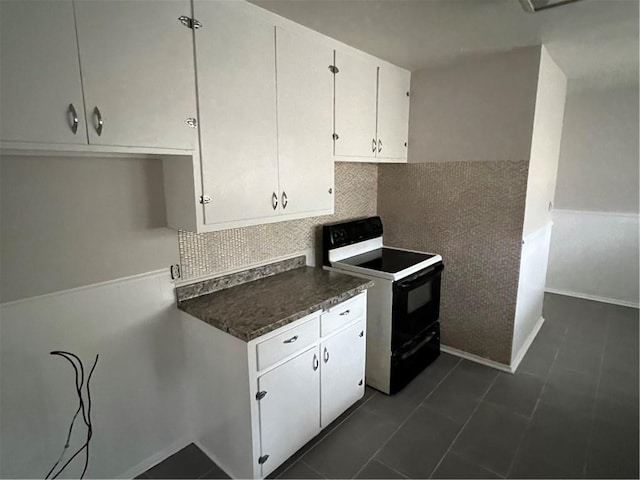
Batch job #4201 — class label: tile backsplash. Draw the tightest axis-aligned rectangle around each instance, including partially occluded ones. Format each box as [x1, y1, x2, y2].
[178, 163, 378, 280]
[378, 160, 529, 364]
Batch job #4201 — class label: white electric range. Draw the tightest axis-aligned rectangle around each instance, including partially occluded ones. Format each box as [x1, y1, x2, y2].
[322, 216, 444, 395]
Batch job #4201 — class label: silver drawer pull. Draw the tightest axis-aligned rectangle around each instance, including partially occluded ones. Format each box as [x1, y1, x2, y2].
[323, 347, 329, 363]
[339, 309, 350, 316]
[283, 335, 298, 344]
[93, 106, 103, 136]
[313, 354, 319, 371]
[359, 331, 364, 337]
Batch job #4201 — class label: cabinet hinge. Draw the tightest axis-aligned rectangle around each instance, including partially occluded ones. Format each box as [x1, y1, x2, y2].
[258, 455, 269, 465]
[328, 65, 339, 74]
[199, 195, 212, 205]
[256, 391, 267, 400]
[178, 16, 202, 29]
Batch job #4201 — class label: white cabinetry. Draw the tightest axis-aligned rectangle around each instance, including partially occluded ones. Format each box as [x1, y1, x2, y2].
[181, 291, 367, 479]
[166, 1, 334, 232]
[74, 0, 198, 150]
[320, 320, 366, 427]
[276, 27, 334, 216]
[0, 1, 87, 145]
[333, 51, 411, 163]
[0, 0, 197, 151]
[377, 65, 411, 160]
[333, 51, 379, 159]
[194, 0, 279, 225]
[257, 347, 320, 473]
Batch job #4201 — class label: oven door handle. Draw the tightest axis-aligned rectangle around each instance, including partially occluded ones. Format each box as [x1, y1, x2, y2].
[396, 263, 444, 290]
[399, 332, 437, 361]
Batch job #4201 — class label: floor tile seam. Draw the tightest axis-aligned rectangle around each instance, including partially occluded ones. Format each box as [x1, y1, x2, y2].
[351, 357, 463, 480]
[299, 458, 327, 479]
[481, 398, 535, 421]
[426, 370, 501, 479]
[441, 451, 506, 479]
[582, 315, 610, 478]
[365, 457, 411, 479]
[505, 344, 559, 477]
[298, 390, 378, 467]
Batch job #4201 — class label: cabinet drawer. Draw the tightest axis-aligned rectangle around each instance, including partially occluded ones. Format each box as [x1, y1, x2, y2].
[256, 316, 319, 371]
[321, 292, 366, 336]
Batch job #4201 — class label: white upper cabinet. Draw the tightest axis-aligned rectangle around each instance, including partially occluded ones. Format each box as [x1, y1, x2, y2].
[334, 51, 411, 163]
[74, 0, 197, 150]
[194, 0, 280, 225]
[0, 1, 87, 145]
[333, 51, 378, 158]
[377, 65, 411, 160]
[276, 27, 334, 217]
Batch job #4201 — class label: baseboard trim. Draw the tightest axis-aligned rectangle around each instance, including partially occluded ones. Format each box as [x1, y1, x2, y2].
[511, 316, 545, 373]
[120, 436, 193, 479]
[545, 288, 639, 309]
[440, 345, 513, 373]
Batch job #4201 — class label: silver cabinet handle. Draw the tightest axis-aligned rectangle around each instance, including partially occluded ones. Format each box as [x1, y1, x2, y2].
[282, 191, 288, 209]
[339, 309, 350, 316]
[323, 347, 329, 363]
[372, 138, 376, 153]
[93, 106, 103, 136]
[378, 139, 382, 153]
[271, 192, 278, 210]
[313, 354, 319, 371]
[359, 330, 364, 337]
[68, 103, 79, 134]
[283, 335, 298, 344]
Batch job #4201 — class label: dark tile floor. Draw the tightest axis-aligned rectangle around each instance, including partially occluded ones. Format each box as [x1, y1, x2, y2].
[137, 294, 639, 479]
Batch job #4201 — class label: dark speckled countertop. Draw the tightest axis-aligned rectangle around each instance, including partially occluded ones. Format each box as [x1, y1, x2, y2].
[178, 266, 373, 342]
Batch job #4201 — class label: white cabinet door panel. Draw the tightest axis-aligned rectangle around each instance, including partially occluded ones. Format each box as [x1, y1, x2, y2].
[376, 65, 410, 160]
[194, 1, 279, 225]
[74, 0, 197, 149]
[276, 27, 334, 216]
[320, 320, 366, 428]
[0, 1, 87, 145]
[258, 347, 320, 477]
[334, 51, 378, 158]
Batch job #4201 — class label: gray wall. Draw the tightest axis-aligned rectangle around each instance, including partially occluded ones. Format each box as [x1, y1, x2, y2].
[554, 84, 639, 213]
[0, 155, 179, 302]
[408, 46, 540, 164]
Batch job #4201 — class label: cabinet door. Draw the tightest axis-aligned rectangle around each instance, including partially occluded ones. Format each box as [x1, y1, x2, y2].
[194, 1, 279, 225]
[0, 1, 87, 145]
[276, 28, 334, 217]
[74, 0, 197, 149]
[334, 51, 378, 158]
[320, 320, 366, 428]
[258, 347, 320, 477]
[376, 65, 411, 160]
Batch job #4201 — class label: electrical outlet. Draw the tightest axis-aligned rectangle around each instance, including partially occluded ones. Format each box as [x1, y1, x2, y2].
[170, 264, 181, 281]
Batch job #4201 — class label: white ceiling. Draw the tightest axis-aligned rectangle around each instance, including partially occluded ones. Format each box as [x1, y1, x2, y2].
[250, 0, 639, 89]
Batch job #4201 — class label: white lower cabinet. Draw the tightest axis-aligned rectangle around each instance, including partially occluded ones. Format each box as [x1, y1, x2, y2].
[257, 347, 321, 476]
[181, 291, 367, 479]
[320, 321, 366, 428]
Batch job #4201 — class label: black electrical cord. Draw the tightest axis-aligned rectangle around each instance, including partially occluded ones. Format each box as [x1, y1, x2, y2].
[45, 351, 98, 479]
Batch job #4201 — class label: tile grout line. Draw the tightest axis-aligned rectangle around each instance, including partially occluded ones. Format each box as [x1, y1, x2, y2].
[504, 301, 571, 478]
[300, 459, 327, 479]
[426, 371, 502, 479]
[351, 357, 463, 479]
[581, 315, 610, 478]
[370, 457, 410, 479]
[277, 391, 378, 479]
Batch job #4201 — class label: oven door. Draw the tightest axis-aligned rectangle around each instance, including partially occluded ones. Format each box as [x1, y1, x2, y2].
[391, 262, 444, 351]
